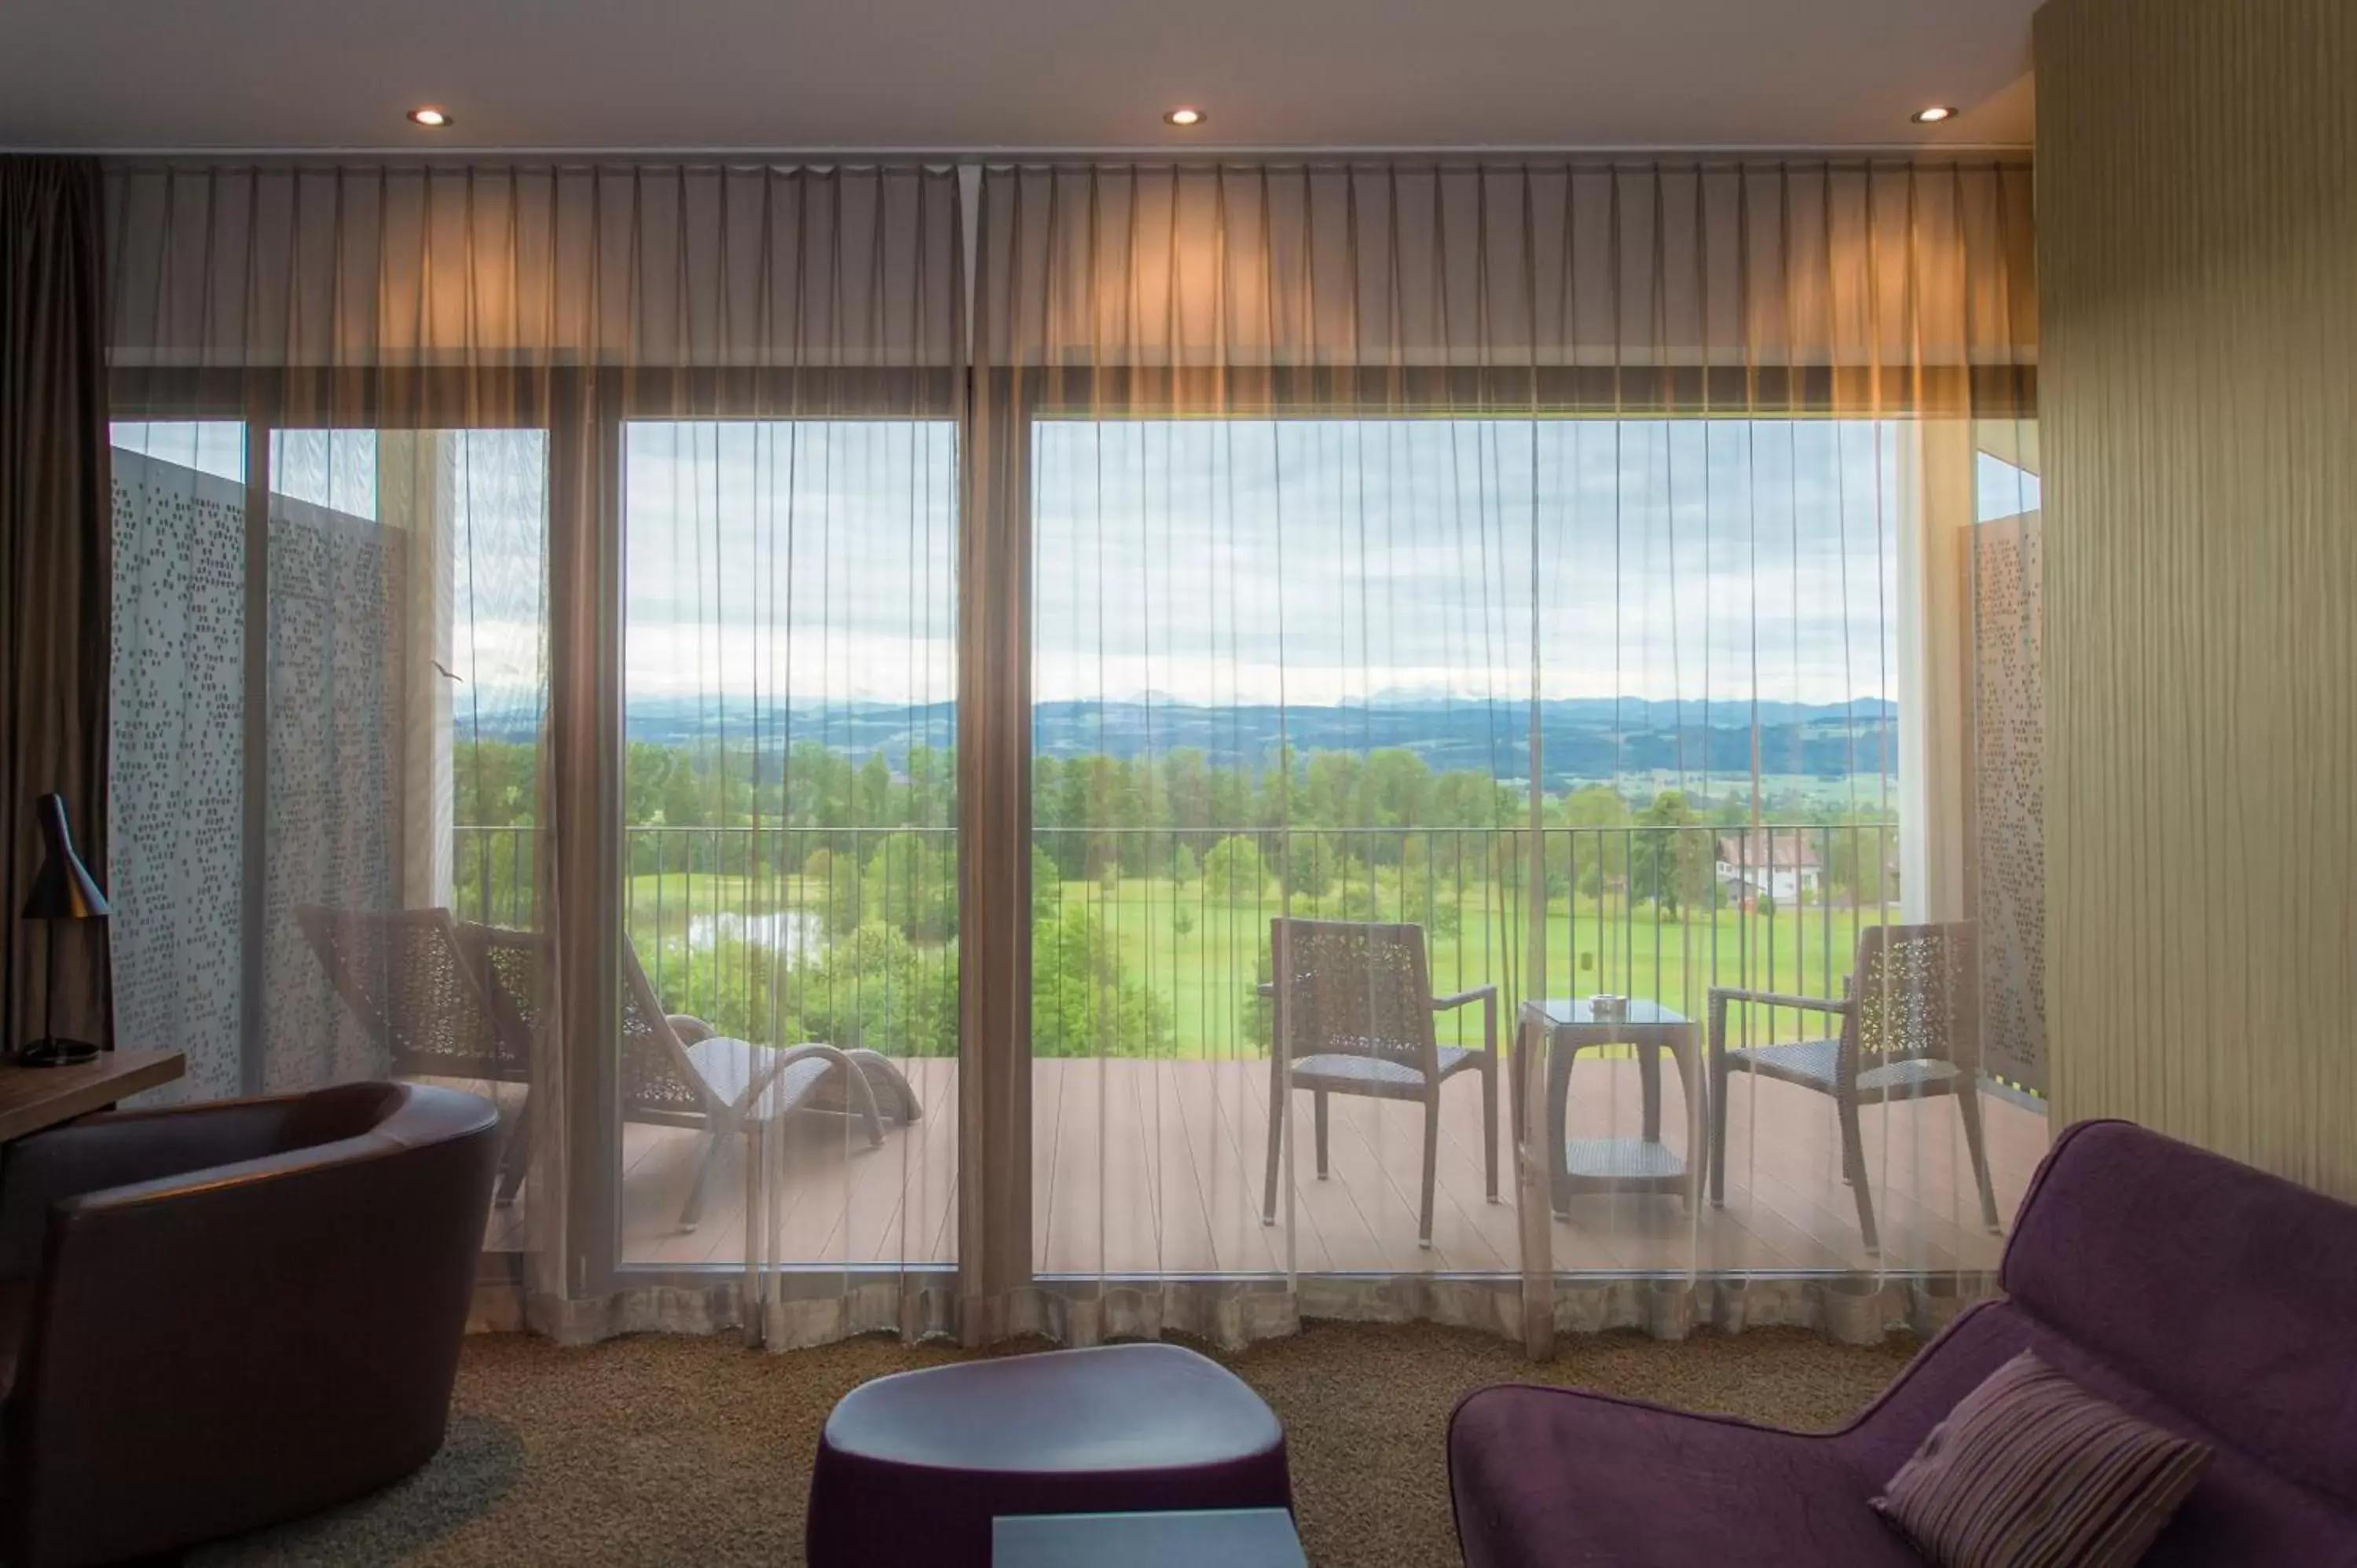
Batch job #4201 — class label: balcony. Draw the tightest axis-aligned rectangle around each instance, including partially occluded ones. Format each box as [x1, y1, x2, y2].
[456, 822, 2047, 1277]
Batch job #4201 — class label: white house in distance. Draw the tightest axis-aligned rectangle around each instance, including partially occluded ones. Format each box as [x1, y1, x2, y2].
[1715, 830, 1823, 905]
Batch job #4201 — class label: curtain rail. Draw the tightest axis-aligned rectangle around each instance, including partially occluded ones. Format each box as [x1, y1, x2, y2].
[71, 145, 2034, 170]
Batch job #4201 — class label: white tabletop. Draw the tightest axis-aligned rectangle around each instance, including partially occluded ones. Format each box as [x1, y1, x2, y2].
[1525, 997, 1691, 1028]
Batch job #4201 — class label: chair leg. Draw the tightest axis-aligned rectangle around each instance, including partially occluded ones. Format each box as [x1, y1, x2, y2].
[840, 1056, 887, 1149]
[680, 1126, 728, 1233]
[1419, 1092, 1442, 1250]
[494, 1090, 533, 1207]
[1838, 1094, 1879, 1254]
[1638, 1042, 1663, 1143]
[1261, 1068, 1285, 1225]
[1313, 1090, 1331, 1180]
[1956, 1080, 2003, 1232]
[847, 1048, 924, 1123]
[1708, 1061, 1730, 1207]
[1481, 1060, 1500, 1203]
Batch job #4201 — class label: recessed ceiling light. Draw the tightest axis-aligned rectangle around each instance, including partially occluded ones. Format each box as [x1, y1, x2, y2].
[1164, 107, 1207, 128]
[408, 107, 453, 128]
[1911, 106, 1956, 125]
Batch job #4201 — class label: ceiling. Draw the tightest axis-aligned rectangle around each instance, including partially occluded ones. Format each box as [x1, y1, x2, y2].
[0, 0, 2037, 153]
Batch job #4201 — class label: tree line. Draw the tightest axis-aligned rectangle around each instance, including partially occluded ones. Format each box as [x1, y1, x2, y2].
[459, 735, 1895, 890]
[453, 735, 1898, 1060]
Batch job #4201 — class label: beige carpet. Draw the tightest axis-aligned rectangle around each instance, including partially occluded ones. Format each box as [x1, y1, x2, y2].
[194, 1323, 1919, 1567]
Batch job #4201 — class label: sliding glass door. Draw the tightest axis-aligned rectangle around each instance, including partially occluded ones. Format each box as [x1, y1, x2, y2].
[1029, 416, 1532, 1281]
[618, 416, 959, 1276]
[1022, 407, 1978, 1285]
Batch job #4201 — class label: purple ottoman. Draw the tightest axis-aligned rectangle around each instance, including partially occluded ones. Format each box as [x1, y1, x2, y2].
[806, 1343, 1292, 1568]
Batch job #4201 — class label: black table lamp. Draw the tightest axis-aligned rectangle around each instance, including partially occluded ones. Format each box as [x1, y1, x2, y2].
[19, 793, 107, 1067]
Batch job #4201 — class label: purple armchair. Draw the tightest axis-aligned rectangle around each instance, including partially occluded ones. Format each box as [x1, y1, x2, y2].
[1449, 1119, 2357, 1566]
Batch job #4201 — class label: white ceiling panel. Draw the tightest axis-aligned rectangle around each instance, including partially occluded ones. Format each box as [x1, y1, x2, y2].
[0, 0, 2036, 152]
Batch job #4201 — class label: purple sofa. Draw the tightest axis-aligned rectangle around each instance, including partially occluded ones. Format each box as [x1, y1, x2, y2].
[1449, 1119, 2357, 1566]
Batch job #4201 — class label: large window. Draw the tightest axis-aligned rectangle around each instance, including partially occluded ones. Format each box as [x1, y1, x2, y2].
[1028, 414, 1920, 1275]
[618, 417, 959, 1269]
[102, 159, 2040, 1342]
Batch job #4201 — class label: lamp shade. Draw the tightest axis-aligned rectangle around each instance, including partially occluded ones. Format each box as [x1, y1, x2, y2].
[20, 793, 108, 921]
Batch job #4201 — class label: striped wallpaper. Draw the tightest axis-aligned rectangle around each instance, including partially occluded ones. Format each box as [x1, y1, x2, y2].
[2036, 0, 2357, 1199]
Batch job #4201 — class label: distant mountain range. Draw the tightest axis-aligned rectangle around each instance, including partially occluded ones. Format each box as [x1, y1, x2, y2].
[595, 695, 1898, 788]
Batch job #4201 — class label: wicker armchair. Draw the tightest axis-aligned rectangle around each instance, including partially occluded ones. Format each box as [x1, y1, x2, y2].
[295, 905, 527, 1081]
[1259, 918, 1497, 1249]
[1706, 921, 2003, 1253]
[295, 905, 534, 1200]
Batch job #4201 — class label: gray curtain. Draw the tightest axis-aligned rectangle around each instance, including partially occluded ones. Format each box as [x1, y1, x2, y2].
[0, 156, 111, 1055]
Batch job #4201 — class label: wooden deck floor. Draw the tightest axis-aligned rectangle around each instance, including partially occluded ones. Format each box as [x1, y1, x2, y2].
[479, 1056, 2047, 1277]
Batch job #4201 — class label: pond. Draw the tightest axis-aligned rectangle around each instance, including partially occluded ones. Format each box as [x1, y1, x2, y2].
[684, 909, 827, 961]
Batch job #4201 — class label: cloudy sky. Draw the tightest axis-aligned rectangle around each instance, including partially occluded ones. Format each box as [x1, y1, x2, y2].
[1035, 416, 1904, 709]
[624, 414, 1933, 709]
[112, 416, 2040, 714]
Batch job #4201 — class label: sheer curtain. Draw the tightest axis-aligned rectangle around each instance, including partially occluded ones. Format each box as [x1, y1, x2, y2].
[98, 155, 2036, 1357]
[102, 163, 966, 1343]
[969, 160, 2040, 1350]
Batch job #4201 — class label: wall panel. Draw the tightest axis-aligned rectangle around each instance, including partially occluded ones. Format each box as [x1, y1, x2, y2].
[2038, 0, 2357, 1196]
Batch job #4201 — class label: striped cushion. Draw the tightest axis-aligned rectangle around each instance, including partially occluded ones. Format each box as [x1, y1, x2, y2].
[1871, 1351, 2212, 1568]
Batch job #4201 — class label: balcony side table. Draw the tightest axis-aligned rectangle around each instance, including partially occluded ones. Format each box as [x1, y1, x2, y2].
[1517, 998, 1702, 1218]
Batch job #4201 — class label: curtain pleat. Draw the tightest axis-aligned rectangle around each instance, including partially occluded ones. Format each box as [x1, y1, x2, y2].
[1, 156, 113, 1061]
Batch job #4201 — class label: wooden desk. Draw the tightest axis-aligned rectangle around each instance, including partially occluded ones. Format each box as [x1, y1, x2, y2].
[0, 1050, 185, 1144]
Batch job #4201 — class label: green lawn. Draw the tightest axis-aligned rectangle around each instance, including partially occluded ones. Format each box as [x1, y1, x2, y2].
[604, 863, 1879, 1060]
[1041, 874, 1879, 1059]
